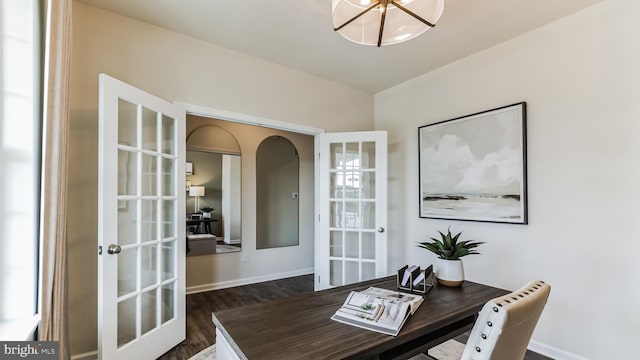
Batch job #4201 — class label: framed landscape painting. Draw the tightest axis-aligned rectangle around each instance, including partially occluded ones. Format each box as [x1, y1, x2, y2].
[418, 102, 528, 224]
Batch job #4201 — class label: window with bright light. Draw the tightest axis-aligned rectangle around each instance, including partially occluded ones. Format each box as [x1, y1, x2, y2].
[0, 0, 41, 335]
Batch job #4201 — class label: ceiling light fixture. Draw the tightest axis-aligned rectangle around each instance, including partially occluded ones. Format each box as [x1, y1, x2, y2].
[332, 0, 444, 47]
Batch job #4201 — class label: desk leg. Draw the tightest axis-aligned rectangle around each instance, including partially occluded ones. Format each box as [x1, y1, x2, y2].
[216, 328, 241, 360]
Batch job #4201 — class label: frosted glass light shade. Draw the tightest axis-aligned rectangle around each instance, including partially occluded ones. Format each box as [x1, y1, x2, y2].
[189, 185, 205, 197]
[332, 0, 444, 47]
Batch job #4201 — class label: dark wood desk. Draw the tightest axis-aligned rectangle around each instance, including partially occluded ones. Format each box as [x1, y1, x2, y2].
[212, 276, 508, 360]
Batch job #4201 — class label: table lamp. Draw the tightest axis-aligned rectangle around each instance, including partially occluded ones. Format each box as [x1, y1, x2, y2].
[189, 185, 205, 212]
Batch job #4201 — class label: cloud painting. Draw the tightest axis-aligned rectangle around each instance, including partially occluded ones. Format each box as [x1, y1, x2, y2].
[418, 103, 527, 224]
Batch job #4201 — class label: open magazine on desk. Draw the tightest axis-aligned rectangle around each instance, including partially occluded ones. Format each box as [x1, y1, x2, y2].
[331, 287, 424, 336]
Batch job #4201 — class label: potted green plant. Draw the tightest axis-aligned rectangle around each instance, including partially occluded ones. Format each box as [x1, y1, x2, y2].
[416, 228, 484, 287]
[199, 205, 214, 219]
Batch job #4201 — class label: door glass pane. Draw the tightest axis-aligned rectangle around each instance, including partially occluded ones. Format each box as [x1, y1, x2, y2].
[344, 171, 359, 199]
[330, 143, 343, 169]
[142, 107, 157, 151]
[362, 232, 375, 259]
[141, 154, 158, 196]
[330, 231, 343, 257]
[161, 240, 175, 281]
[161, 115, 175, 155]
[361, 142, 376, 169]
[118, 99, 137, 146]
[361, 172, 375, 199]
[141, 289, 157, 335]
[344, 202, 359, 228]
[344, 143, 359, 169]
[162, 157, 174, 196]
[362, 202, 375, 229]
[345, 261, 359, 284]
[345, 231, 359, 258]
[362, 262, 375, 281]
[330, 201, 343, 228]
[118, 149, 137, 196]
[330, 173, 343, 198]
[330, 260, 343, 286]
[161, 200, 175, 238]
[141, 200, 158, 243]
[118, 201, 137, 246]
[141, 244, 157, 289]
[118, 248, 137, 297]
[162, 283, 175, 324]
[117, 296, 137, 347]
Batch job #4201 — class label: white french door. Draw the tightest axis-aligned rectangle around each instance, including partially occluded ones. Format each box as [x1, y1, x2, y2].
[316, 131, 388, 290]
[98, 74, 186, 359]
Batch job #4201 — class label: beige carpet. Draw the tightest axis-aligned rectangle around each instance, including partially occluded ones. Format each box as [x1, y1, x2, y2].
[216, 244, 241, 254]
[410, 339, 466, 360]
[189, 340, 465, 360]
[189, 344, 216, 360]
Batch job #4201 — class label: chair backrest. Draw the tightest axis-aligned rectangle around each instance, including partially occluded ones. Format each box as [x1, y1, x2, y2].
[461, 280, 551, 360]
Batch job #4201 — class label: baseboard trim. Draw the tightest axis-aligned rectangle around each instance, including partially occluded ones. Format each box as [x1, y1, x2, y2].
[529, 340, 588, 360]
[71, 350, 97, 360]
[186, 268, 315, 295]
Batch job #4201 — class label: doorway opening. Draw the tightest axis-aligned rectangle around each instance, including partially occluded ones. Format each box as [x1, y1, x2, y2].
[183, 109, 319, 294]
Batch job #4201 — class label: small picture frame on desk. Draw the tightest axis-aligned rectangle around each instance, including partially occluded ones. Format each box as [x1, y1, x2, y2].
[190, 214, 202, 220]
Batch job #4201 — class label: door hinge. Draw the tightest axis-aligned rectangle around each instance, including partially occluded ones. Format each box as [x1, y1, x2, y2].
[318, 275, 321, 283]
[98, 245, 103, 255]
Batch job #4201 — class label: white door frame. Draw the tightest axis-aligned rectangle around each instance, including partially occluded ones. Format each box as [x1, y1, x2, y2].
[179, 103, 324, 136]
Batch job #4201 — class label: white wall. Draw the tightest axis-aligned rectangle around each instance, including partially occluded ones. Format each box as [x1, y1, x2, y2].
[375, 1, 640, 359]
[68, 3, 374, 355]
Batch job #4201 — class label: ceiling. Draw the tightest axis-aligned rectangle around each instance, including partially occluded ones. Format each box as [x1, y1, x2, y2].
[77, 0, 601, 93]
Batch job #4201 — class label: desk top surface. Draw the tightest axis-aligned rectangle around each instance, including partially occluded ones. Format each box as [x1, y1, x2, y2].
[212, 276, 508, 360]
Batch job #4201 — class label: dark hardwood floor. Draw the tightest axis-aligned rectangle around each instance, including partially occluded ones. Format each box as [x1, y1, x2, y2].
[158, 275, 315, 360]
[158, 275, 552, 360]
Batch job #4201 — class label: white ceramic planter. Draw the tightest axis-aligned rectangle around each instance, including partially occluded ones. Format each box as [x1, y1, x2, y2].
[202, 212, 211, 219]
[436, 258, 464, 287]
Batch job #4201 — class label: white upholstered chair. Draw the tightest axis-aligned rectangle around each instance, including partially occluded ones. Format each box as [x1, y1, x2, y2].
[423, 280, 551, 360]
